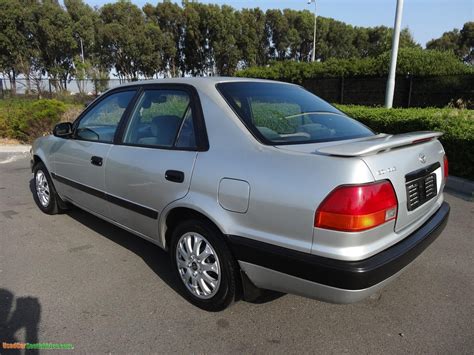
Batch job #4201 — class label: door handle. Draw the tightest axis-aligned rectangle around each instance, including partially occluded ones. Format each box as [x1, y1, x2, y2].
[91, 156, 103, 167]
[165, 170, 184, 183]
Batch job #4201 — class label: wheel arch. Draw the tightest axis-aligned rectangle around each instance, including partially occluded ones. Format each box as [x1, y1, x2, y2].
[32, 145, 53, 174]
[161, 205, 228, 251]
[32, 154, 43, 168]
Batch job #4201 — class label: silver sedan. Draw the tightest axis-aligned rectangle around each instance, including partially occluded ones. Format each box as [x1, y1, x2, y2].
[31, 78, 450, 311]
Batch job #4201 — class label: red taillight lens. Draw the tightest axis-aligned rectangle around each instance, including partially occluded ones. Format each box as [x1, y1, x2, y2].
[443, 155, 449, 179]
[315, 181, 398, 232]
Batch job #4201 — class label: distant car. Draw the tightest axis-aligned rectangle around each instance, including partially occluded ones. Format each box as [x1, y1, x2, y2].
[31, 78, 450, 311]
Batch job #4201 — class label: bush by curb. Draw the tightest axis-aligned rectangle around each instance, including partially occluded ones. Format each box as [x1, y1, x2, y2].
[0, 99, 81, 143]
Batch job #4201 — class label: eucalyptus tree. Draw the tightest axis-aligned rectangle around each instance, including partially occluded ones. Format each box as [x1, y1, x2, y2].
[99, 0, 164, 80]
[265, 9, 290, 60]
[32, 1, 77, 90]
[0, 0, 38, 93]
[152, 0, 185, 77]
[181, 1, 209, 76]
[64, 0, 99, 93]
[237, 8, 268, 67]
[207, 5, 241, 75]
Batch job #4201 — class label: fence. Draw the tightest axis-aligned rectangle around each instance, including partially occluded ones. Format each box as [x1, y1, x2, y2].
[0, 78, 133, 100]
[1, 74, 473, 108]
[302, 74, 474, 108]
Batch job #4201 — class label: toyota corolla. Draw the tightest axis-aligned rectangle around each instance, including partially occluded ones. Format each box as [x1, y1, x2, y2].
[31, 78, 450, 311]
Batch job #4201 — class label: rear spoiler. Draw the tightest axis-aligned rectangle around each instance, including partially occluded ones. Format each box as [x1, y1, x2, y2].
[316, 131, 443, 157]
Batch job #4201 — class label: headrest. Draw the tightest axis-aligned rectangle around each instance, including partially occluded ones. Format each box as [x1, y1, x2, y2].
[150, 115, 181, 139]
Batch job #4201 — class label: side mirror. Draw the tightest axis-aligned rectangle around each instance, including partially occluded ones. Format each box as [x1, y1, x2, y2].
[53, 122, 73, 138]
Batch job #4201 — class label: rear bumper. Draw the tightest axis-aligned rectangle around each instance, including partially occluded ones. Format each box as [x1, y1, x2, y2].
[229, 201, 450, 303]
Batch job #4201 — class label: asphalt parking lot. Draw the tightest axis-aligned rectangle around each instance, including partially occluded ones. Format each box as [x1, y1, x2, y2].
[1, 151, 473, 354]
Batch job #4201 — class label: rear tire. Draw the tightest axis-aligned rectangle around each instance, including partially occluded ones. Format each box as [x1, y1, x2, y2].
[32, 162, 66, 215]
[170, 219, 239, 311]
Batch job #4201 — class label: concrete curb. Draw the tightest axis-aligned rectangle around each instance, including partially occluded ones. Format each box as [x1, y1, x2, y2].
[0, 144, 31, 153]
[445, 176, 474, 199]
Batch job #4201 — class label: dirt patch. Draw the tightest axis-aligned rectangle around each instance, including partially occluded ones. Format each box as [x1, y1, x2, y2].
[0, 138, 22, 145]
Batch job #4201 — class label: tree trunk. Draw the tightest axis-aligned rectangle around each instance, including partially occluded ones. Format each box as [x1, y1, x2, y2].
[9, 70, 17, 96]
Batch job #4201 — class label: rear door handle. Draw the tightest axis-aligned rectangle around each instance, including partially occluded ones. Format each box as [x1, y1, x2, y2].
[91, 156, 103, 166]
[165, 170, 184, 183]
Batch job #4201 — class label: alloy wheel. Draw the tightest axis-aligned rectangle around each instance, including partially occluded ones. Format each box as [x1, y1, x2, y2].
[175, 232, 221, 299]
[35, 170, 50, 207]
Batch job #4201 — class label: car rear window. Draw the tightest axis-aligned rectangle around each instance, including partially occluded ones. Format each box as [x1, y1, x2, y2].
[217, 82, 374, 145]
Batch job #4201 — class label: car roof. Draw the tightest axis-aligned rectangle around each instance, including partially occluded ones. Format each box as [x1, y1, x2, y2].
[115, 76, 293, 90]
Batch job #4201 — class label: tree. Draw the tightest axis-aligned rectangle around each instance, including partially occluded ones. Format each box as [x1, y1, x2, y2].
[207, 5, 241, 75]
[427, 29, 462, 54]
[65, 0, 100, 93]
[181, 1, 209, 76]
[0, 1, 468, 87]
[363, 26, 420, 57]
[282, 9, 313, 62]
[99, 0, 164, 80]
[0, 0, 37, 94]
[319, 19, 358, 60]
[265, 9, 290, 60]
[32, 1, 77, 91]
[146, 0, 184, 77]
[426, 22, 473, 63]
[460, 22, 474, 64]
[237, 8, 269, 67]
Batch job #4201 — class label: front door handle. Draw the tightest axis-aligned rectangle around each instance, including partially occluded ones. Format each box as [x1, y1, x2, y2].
[91, 156, 103, 167]
[165, 170, 184, 183]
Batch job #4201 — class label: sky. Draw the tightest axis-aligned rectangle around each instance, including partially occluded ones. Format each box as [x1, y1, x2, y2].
[85, 0, 473, 47]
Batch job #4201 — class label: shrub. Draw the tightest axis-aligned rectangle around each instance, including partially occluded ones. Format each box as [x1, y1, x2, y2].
[0, 99, 79, 142]
[337, 105, 474, 180]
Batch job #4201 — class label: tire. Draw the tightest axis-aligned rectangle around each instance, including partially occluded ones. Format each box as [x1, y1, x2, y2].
[170, 219, 239, 311]
[32, 162, 66, 215]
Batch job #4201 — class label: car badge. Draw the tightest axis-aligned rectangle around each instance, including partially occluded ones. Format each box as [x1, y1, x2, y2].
[419, 153, 426, 164]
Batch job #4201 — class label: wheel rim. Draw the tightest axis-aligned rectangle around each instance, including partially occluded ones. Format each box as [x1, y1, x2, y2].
[176, 232, 221, 299]
[35, 170, 50, 207]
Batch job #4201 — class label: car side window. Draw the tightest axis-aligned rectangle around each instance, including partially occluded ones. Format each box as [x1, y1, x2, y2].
[75, 90, 136, 143]
[123, 89, 196, 149]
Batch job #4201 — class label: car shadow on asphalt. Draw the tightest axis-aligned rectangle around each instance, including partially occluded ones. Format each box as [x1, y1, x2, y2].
[0, 288, 41, 355]
[67, 207, 284, 305]
[28, 178, 284, 306]
[27, 178, 181, 295]
[68, 208, 182, 293]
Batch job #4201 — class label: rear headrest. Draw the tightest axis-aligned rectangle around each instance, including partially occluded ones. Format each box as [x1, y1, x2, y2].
[142, 96, 152, 109]
[150, 115, 181, 145]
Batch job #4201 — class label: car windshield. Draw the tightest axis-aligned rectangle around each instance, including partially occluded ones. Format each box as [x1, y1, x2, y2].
[217, 82, 374, 145]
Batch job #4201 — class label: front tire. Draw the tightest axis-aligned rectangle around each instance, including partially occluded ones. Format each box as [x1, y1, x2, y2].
[32, 162, 65, 215]
[170, 219, 239, 311]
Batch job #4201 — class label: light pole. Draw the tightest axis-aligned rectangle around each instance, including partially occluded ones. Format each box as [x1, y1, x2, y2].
[385, 0, 405, 108]
[308, 0, 317, 62]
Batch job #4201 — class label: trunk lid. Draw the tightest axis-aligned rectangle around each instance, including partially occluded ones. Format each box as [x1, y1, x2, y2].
[278, 131, 446, 232]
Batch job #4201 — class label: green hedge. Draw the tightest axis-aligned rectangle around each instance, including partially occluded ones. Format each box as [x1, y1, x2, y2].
[337, 105, 474, 180]
[0, 99, 73, 143]
[237, 48, 474, 83]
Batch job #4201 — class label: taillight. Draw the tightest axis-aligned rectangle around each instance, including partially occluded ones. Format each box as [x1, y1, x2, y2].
[315, 181, 398, 232]
[443, 155, 449, 180]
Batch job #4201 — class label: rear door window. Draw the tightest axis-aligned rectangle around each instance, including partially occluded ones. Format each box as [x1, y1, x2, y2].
[123, 89, 196, 149]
